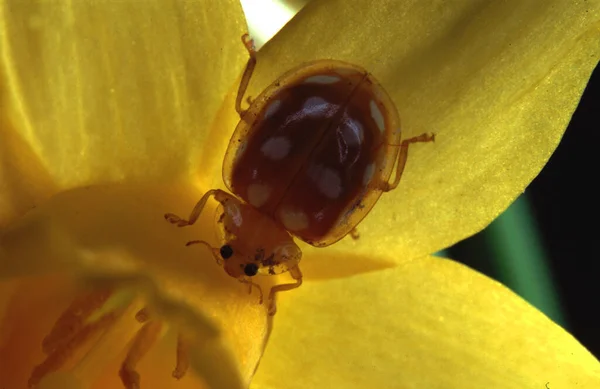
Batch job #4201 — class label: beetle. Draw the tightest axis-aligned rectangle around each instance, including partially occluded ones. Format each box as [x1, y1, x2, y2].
[165, 34, 434, 315]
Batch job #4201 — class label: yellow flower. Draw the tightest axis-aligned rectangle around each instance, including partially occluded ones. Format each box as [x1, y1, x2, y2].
[1, 1, 599, 388]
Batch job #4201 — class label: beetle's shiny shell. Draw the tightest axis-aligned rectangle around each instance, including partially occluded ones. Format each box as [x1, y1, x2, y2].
[223, 60, 401, 247]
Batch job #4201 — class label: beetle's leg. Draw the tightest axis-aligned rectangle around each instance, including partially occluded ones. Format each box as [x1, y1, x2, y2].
[164, 189, 219, 227]
[235, 33, 257, 119]
[267, 266, 303, 316]
[240, 278, 264, 304]
[382, 133, 435, 192]
[349, 227, 360, 240]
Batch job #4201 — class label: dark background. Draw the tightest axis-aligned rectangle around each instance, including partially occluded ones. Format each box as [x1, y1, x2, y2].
[449, 62, 600, 358]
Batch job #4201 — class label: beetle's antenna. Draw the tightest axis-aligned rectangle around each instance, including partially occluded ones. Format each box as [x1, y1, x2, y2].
[185, 239, 211, 248]
[185, 240, 224, 265]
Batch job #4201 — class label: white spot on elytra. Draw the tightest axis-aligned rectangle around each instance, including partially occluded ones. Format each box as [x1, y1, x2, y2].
[363, 163, 376, 186]
[264, 99, 281, 119]
[308, 164, 342, 199]
[260, 136, 291, 160]
[247, 184, 272, 208]
[279, 208, 309, 231]
[283, 97, 336, 127]
[302, 96, 331, 117]
[303, 75, 341, 84]
[370, 100, 385, 133]
[340, 113, 364, 145]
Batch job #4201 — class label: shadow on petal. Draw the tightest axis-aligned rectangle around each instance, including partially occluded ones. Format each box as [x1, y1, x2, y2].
[300, 248, 397, 281]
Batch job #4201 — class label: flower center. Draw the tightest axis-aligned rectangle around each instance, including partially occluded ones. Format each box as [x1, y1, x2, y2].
[28, 288, 189, 388]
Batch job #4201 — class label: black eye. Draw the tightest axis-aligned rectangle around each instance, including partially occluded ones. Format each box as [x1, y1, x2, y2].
[243, 263, 259, 277]
[220, 244, 234, 259]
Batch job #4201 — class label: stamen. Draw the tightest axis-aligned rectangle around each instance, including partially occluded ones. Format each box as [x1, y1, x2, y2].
[41, 289, 112, 354]
[30, 292, 195, 387]
[135, 307, 151, 323]
[172, 333, 190, 380]
[119, 320, 162, 389]
[29, 312, 118, 388]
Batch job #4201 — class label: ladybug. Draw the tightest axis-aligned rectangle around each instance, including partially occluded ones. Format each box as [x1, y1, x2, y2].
[165, 34, 434, 315]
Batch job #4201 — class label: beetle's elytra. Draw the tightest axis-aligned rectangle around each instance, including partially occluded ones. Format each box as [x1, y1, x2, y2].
[166, 34, 434, 315]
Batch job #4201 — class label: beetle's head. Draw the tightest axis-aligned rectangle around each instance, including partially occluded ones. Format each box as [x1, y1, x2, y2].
[217, 238, 301, 279]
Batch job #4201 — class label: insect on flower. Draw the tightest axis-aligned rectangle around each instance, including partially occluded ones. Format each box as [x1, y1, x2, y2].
[165, 34, 435, 315]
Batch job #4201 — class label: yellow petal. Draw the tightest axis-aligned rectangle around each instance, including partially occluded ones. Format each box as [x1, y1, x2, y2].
[0, 0, 247, 191]
[234, 1, 600, 265]
[0, 184, 273, 387]
[253, 256, 600, 389]
[0, 110, 57, 224]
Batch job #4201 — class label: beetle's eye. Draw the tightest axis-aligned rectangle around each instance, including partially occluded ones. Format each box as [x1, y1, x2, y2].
[243, 263, 259, 277]
[220, 244, 234, 259]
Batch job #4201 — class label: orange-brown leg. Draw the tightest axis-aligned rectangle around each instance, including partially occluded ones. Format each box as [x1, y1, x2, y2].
[235, 33, 257, 119]
[164, 189, 219, 227]
[382, 133, 435, 192]
[267, 266, 303, 316]
[349, 227, 360, 240]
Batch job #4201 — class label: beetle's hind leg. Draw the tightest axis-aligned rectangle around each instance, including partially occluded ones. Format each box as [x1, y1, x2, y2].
[235, 33, 257, 119]
[381, 133, 435, 192]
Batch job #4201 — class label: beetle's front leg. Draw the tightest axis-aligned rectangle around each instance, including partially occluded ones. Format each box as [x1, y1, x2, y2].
[267, 266, 303, 316]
